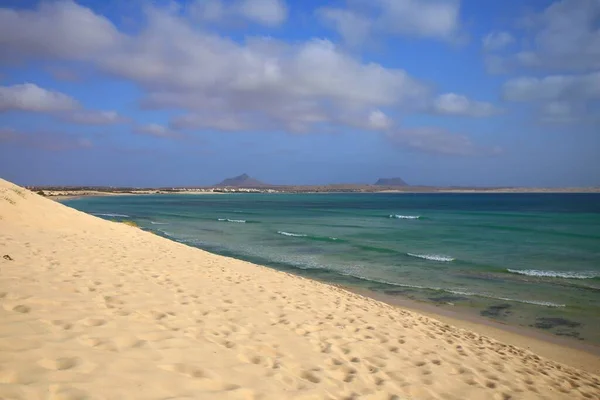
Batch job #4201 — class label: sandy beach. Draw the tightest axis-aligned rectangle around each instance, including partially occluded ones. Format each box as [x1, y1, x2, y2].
[1, 178, 599, 400]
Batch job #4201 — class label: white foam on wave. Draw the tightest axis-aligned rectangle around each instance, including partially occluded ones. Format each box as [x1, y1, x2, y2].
[277, 231, 307, 237]
[150, 221, 169, 225]
[217, 218, 246, 223]
[407, 253, 455, 262]
[389, 214, 420, 219]
[92, 213, 130, 218]
[507, 269, 600, 280]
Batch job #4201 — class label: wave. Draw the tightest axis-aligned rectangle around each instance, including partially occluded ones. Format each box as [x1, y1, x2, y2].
[389, 214, 420, 219]
[218, 218, 246, 223]
[154, 230, 564, 309]
[150, 221, 169, 225]
[507, 269, 600, 280]
[92, 213, 130, 218]
[277, 231, 307, 237]
[407, 253, 455, 262]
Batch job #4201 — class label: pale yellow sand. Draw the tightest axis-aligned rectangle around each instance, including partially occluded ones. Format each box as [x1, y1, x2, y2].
[1, 178, 599, 400]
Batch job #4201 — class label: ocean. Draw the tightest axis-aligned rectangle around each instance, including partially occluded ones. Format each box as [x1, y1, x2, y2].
[64, 193, 600, 344]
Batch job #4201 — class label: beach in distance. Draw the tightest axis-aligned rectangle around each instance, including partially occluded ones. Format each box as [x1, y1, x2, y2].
[2, 178, 600, 399]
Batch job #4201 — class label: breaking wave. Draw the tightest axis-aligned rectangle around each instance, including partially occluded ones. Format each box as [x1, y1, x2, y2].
[92, 213, 130, 218]
[507, 269, 600, 280]
[218, 218, 246, 223]
[389, 214, 420, 219]
[407, 253, 455, 262]
[277, 231, 307, 237]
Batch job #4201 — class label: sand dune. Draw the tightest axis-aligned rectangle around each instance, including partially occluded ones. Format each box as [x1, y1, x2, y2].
[1, 178, 599, 399]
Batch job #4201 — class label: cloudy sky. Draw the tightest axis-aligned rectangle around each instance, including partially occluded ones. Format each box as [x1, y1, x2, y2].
[0, 0, 598, 187]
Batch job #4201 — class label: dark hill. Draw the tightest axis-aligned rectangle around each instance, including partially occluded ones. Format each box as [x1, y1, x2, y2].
[216, 174, 268, 187]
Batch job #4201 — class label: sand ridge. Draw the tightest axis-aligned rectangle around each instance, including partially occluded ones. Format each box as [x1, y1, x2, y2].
[1, 178, 599, 399]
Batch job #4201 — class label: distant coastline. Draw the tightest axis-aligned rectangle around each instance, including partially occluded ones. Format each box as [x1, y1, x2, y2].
[31, 185, 600, 200]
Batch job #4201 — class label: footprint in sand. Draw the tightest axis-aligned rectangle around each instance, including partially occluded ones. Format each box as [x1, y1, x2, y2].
[38, 357, 80, 371]
[159, 363, 240, 392]
[12, 304, 31, 313]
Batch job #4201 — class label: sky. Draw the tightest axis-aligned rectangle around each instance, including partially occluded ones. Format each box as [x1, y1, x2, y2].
[0, 0, 598, 187]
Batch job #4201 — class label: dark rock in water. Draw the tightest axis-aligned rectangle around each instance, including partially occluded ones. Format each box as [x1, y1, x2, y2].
[428, 295, 467, 304]
[480, 303, 512, 318]
[555, 330, 581, 339]
[383, 290, 409, 296]
[533, 317, 582, 330]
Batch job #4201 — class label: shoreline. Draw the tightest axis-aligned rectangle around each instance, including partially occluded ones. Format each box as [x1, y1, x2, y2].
[40, 188, 600, 200]
[2, 179, 599, 399]
[60, 194, 600, 372]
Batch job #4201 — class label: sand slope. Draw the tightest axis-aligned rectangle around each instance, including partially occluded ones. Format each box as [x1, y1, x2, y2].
[1, 178, 599, 400]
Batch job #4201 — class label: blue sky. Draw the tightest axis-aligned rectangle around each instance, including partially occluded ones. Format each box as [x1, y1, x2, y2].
[0, 0, 598, 187]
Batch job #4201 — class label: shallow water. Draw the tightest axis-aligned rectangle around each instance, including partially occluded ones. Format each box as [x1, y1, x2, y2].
[65, 193, 600, 344]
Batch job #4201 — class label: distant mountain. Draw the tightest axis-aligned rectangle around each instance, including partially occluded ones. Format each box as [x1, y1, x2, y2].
[374, 177, 408, 186]
[216, 173, 269, 187]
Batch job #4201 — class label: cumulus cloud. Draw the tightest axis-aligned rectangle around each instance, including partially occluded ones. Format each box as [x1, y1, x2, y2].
[0, 83, 78, 112]
[134, 124, 182, 138]
[486, 0, 600, 73]
[0, 1, 120, 63]
[482, 31, 514, 51]
[0, 1, 495, 155]
[319, 0, 463, 44]
[432, 93, 500, 117]
[317, 8, 373, 47]
[502, 72, 600, 101]
[189, 0, 287, 26]
[486, 1, 600, 125]
[0, 83, 125, 125]
[367, 110, 392, 130]
[503, 72, 600, 125]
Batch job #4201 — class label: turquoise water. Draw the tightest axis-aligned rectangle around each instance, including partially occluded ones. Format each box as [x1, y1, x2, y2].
[65, 193, 600, 344]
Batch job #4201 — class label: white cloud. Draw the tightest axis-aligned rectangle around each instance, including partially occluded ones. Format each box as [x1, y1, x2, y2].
[432, 93, 500, 117]
[319, 0, 463, 44]
[0, 83, 78, 112]
[189, 0, 287, 26]
[317, 8, 373, 46]
[502, 72, 600, 101]
[482, 31, 514, 51]
[0, 1, 492, 155]
[502, 72, 600, 125]
[367, 110, 392, 130]
[134, 123, 181, 138]
[488, 0, 600, 72]
[0, 83, 125, 126]
[237, 0, 287, 26]
[0, 1, 120, 63]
